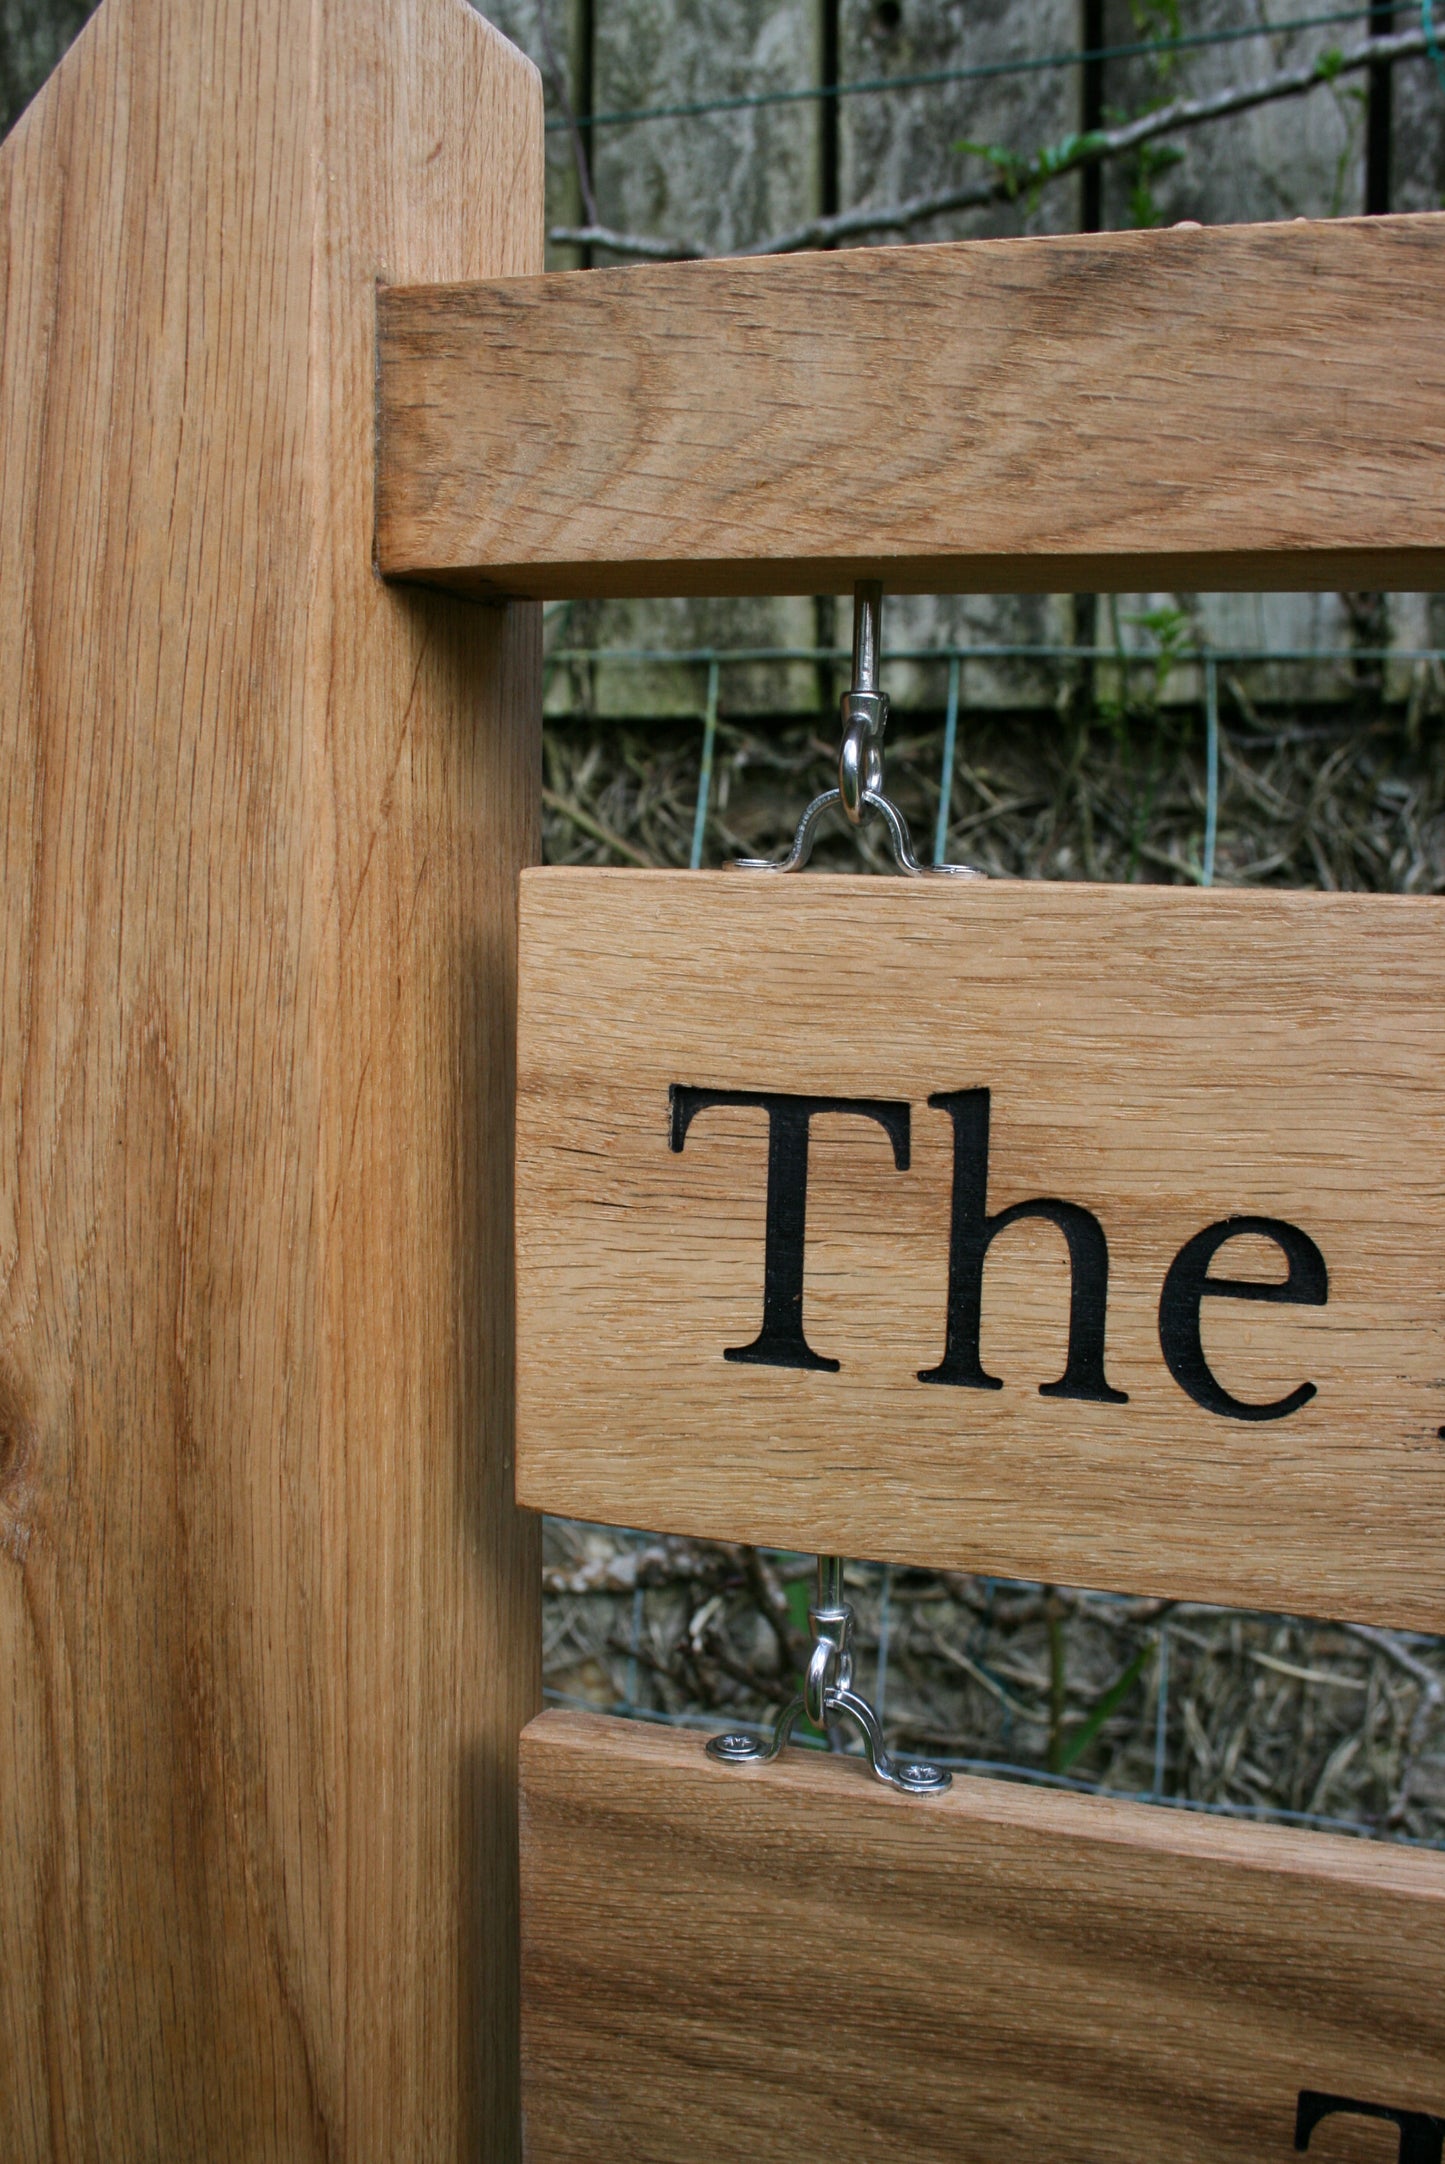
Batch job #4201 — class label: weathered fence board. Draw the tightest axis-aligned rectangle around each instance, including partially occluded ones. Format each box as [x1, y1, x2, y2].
[521, 1708, 1445, 2164]
[517, 867, 1445, 1630]
[377, 212, 1445, 601]
[0, 1, 541, 2156]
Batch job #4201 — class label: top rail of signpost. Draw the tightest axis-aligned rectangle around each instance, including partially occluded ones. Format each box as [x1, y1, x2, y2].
[375, 212, 1445, 603]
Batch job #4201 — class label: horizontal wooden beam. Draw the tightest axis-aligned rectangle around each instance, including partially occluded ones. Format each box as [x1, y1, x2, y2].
[516, 870, 1445, 1631]
[521, 1710, 1445, 2163]
[377, 213, 1445, 601]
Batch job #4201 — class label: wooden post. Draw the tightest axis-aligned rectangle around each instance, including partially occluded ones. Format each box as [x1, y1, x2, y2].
[0, 2, 541, 2158]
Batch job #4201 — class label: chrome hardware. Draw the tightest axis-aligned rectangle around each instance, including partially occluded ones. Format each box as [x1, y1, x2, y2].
[715, 585, 961, 1794]
[732, 580, 986, 879]
[706, 1556, 951, 1795]
[838, 580, 886, 824]
[735, 784, 985, 878]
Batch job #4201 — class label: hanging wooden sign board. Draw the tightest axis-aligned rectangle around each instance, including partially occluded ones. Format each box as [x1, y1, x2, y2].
[517, 867, 1445, 1630]
[520, 1710, 1445, 2164]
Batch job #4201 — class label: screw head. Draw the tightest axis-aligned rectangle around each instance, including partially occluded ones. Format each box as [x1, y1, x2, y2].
[707, 1731, 763, 1763]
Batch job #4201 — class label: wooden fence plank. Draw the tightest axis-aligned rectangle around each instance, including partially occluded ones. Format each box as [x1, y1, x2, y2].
[0, 2, 541, 2156]
[521, 1709, 1445, 2164]
[376, 212, 1445, 601]
[517, 868, 1445, 1631]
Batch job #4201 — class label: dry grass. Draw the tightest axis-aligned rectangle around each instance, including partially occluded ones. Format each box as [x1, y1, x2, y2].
[539, 662, 1445, 1843]
[544, 665, 1445, 891]
[544, 1526, 1445, 1842]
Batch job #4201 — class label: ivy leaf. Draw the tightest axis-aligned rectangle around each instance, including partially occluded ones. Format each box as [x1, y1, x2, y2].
[1035, 129, 1108, 178]
[953, 137, 1029, 196]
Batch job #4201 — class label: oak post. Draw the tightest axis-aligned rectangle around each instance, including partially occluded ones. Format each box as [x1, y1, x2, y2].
[0, 1, 542, 2156]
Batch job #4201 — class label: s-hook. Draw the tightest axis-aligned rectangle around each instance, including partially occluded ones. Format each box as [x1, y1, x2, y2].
[707, 1556, 950, 1793]
[733, 580, 986, 879]
[709, 582, 964, 1793]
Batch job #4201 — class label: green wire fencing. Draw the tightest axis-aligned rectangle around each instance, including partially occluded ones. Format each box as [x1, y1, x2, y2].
[543, 640, 1445, 882]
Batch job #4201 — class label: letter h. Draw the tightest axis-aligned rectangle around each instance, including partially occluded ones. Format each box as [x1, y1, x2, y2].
[918, 1088, 1126, 1403]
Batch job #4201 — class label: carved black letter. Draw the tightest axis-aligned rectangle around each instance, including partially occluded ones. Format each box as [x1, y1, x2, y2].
[669, 1086, 910, 1372]
[1296, 2091, 1444, 2164]
[1159, 1216, 1327, 1421]
[918, 1088, 1126, 1403]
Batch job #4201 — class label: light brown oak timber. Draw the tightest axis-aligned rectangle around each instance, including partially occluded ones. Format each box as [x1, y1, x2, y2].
[0, 2, 542, 2157]
[517, 869, 1445, 1631]
[520, 1709, 1445, 2164]
[376, 212, 1445, 601]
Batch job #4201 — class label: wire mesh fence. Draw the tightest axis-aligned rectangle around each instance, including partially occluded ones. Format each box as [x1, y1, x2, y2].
[539, 631, 1445, 1845]
[542, 640, 1445, 888]
[546, 7, 1382, 139]
[543, 1524, 1445, 1847]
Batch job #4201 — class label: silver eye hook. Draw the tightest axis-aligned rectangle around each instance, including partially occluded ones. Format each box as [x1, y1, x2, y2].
[707, 1555, 950, 1794]
[716, 589, 970, 1793]
[732, 580, 986, 879]
[838, 577, 887, 825]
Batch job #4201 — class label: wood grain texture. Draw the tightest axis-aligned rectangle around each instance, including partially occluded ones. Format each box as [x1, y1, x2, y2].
[0, 2, 542, 2157]
[521, 1709, 1445, 2164]
[376, 213, 1445, 601]
[517, 869, 1445, 1630]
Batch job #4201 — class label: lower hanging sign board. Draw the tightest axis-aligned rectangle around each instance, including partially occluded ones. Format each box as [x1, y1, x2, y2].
[520, 1709, 1445, 2164]
[516, 871, 1445, 1630]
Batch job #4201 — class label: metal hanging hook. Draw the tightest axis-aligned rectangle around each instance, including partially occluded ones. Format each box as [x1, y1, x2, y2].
[706, 1556, 951, 1794]
[732, 580, 987, 879]
[838, 579, 887, 825]
[715, 588, 965, 1791]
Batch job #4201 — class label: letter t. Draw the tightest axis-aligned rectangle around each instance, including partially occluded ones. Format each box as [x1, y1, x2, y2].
[669, 1086, 911, 1371]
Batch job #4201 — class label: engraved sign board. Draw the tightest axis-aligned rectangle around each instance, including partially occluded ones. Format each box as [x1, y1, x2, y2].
[516, 870, 1445, 1630]
[521, 1709, 1445, 2164]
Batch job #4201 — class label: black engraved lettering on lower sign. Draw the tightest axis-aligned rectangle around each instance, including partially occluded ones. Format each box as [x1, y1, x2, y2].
[1296, 2090, 1444, 2163]
[917, 1087, 1127, 1403]
[668, 1085, 910, 1372]
[1158, 1215, 1327, 1421]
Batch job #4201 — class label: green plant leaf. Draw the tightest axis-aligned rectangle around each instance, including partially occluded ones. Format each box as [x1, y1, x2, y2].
[952, 137, 1029, 196]
[783, 1572, 828, 1732]
[1131, 0, 1182, 38]
[1055, 1644, 1152, 1774]
[785, 1574, 811, 1641]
